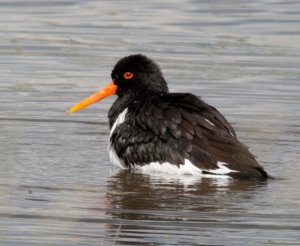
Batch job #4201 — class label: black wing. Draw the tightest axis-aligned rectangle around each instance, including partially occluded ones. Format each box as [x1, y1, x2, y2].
[110, 93, 267, 179]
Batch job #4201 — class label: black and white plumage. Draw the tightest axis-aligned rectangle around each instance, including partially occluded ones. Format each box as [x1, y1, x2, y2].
[68, 54, 268, 179]
[107, 54, 268, 179]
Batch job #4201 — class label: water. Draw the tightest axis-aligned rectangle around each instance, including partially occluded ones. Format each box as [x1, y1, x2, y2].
[0, 0, 300, 245]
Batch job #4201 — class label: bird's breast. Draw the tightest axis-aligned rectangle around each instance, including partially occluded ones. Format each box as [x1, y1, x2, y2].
[108, 108, 128, 169]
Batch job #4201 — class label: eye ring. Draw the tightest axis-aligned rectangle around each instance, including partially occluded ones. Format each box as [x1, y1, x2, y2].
[123, 72, 134, 80]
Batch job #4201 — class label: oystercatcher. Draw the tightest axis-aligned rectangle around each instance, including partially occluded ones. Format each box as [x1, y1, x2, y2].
[67, 54, 268, 179]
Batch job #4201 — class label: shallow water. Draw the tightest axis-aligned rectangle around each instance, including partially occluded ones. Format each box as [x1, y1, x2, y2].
[0, 0, 300, 245]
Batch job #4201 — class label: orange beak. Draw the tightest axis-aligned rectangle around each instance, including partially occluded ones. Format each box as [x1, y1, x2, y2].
[67, 81, 118, 114]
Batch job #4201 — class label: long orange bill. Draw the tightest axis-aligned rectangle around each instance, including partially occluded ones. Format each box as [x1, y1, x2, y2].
[67, 81, 117, 114]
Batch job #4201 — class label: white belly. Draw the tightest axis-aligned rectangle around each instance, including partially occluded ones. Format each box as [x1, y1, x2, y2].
[134, 160, 235, 178]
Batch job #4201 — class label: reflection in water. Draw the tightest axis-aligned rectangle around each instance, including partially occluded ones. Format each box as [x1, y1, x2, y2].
[103, 170, 267, 245]
[106, 169, 266, 214]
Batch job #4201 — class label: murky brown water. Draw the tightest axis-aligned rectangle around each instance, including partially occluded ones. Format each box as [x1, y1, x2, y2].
[0, 0, 300, 245]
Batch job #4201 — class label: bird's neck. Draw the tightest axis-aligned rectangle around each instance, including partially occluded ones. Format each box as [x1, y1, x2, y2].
[108, 90, 166, 129]
[108, 95, 130, 129]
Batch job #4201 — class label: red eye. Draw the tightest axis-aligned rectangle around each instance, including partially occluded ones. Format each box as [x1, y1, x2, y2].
[123, 72, 134, 79]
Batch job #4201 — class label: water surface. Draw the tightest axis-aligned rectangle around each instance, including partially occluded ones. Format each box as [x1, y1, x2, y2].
[0, 0, 300, 245]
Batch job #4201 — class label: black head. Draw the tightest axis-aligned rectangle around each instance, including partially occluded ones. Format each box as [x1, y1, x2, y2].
[111, 54, 169, 97]
[66, 54, 169, 115]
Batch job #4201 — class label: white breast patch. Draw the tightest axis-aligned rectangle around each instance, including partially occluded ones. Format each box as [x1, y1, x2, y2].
[108, 108, 128, 169]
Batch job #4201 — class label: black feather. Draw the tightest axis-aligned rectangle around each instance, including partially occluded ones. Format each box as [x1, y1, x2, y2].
[108, 54, 268, 179]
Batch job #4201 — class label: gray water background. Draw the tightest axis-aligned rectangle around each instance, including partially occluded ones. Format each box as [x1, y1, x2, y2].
[0, 0, 300, 245]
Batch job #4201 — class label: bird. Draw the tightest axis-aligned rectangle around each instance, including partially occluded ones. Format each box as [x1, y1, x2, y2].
[67, 54, 268, 179]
